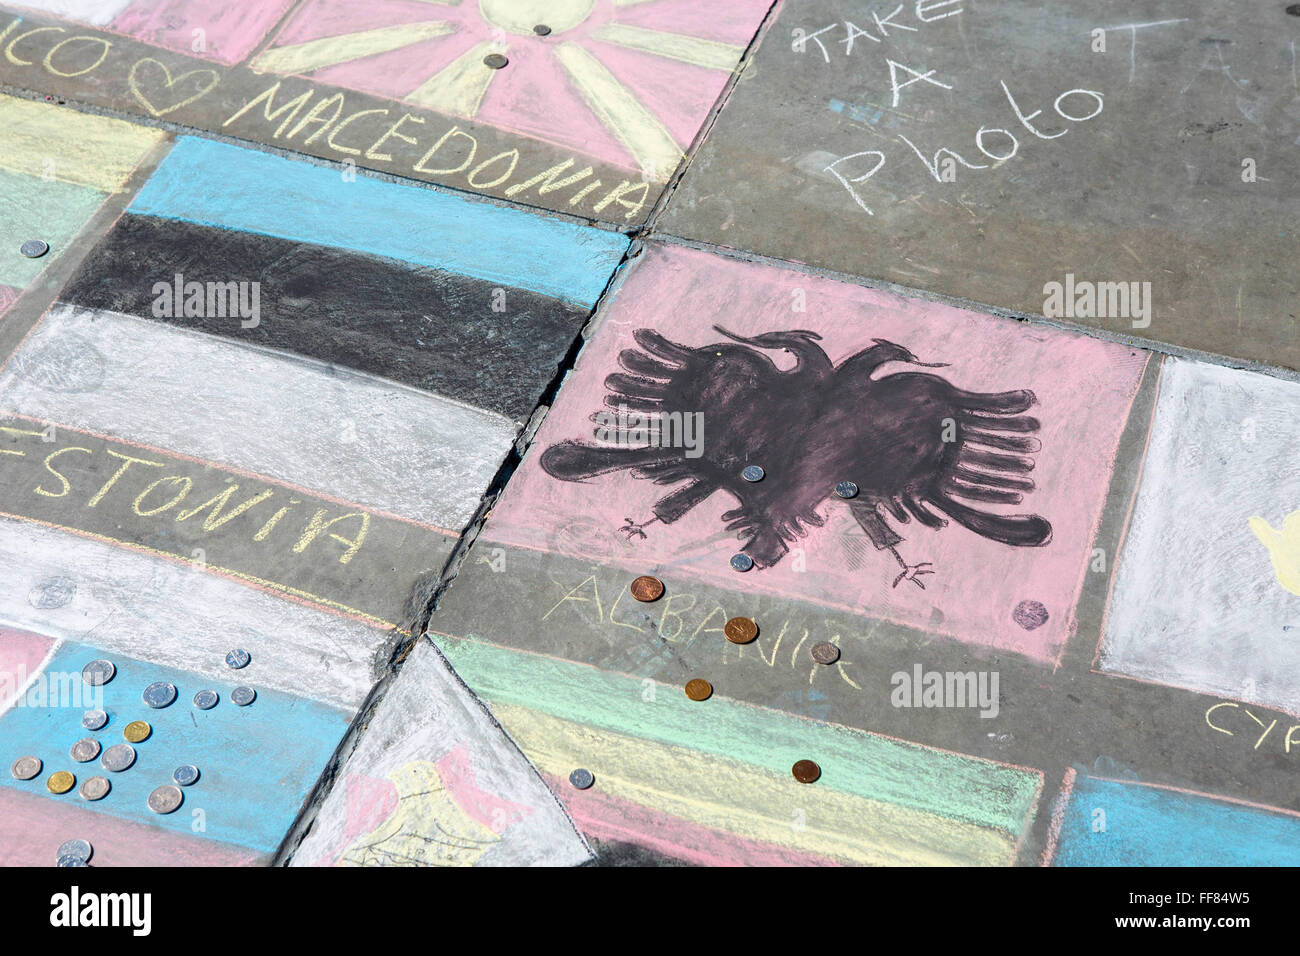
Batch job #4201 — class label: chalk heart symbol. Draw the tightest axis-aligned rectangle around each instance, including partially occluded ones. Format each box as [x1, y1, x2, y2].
[129, 57, 220, 118]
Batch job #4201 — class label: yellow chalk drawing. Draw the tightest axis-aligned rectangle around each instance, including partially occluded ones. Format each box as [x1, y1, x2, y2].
[407, 40, 506, 117]
[1249, 511, 1300, 596]
[480, 0, 593, 35]
[128, 57, 220, 118]
[251, 22, 454, 76]
[588, 24, 744, 70]
[554, 42, 682, 179]
[492, 703, 1019, 866]
[339, 761, 498, 867]
[0, 94, 163, 191]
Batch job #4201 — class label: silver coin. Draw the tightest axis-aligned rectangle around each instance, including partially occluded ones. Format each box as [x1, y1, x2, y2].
[147, 784, 183, 814]
[172, 764, 200, 787]
[835, 480, 859, 499]
[70, 738, 101, 763]
[79, 776, 111, 801]
[224, 648, 250, 669]
[81, 709, 108, 731]
[10, 756, 42, 780]
[193, 689, 219, 710]
[101, 743, 136, 772]
[483, 52, 509, 69]
[142, 681, 177, 708]
[730, 553, 754, 572]
[741, 465, 765, 482]
[810, 641, 841, 665]
[56, 839, 92, 863]
[568, 768, 595, 790]
[230, 686, 256, 707]
[81, 659, 116, 686]
[20, 239, 49, 258]
[56, 855, 88, 867]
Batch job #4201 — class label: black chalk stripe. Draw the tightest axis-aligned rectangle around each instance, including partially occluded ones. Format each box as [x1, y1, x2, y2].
[58, 214, 590, 422]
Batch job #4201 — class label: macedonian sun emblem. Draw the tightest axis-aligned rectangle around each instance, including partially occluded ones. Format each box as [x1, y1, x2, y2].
[253, 0, 769, 179]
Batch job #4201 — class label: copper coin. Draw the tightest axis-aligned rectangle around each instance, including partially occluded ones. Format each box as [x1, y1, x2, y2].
[810, 641, 840, 665]
[684, 678, 713, 701]
[792, 760, 821, 784]
[724, 617, 758, 644]
[630, 576, 664, 602]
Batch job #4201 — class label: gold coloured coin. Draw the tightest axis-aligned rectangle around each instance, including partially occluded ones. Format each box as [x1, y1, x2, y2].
[723, 617, 758, 644]
[123, 720, 152, 743]
[47, 771, 75, 794]
[684, 678, 713, 701]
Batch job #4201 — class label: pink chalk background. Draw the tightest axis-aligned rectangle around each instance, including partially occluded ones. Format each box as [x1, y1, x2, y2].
[0, 787, 261, 865]
[111, 0, 294, 65]
[266, 0, 771, 172]
[0, 626, 54, 712]
[0, 285, 18, 320]
[485, 244, 1149, 663]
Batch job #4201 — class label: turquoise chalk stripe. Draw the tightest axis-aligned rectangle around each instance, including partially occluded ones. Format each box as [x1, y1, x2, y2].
[129, 138, 629, 307]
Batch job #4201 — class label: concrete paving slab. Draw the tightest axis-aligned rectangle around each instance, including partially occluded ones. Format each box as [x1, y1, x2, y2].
[0, 0, 776, 224]
[0, 116, 624, 864]
[660, 0, 1300, 370]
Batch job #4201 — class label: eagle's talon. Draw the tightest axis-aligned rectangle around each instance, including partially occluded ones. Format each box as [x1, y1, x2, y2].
[618, 518, 649, 540]
[892, 563, 936, 589]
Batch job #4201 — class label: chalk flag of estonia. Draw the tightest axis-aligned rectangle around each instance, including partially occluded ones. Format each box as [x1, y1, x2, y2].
[9, 136, 629, 632]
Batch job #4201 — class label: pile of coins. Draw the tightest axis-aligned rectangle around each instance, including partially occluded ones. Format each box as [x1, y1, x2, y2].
[10, 648, 262, 856]
[566, 576, 829, 792]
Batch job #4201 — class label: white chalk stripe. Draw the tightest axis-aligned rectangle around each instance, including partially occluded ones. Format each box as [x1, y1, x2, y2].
[0, 305, 517, 530]
[0, 517, 384, 711]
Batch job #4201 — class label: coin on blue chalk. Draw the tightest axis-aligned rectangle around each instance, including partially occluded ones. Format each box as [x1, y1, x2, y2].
[81, 660, 115, 686]
[741, 465, 765, 482]
[81, 710, 107, 731]
[193, 689, 219, 710]
[147, 785, 183, 814]
[123, 720, 151, 743]
[20, 239, 49, 258]
[834, 480, 859, 499]
[568, 768, 594, 790]
[730, 553, 754, 572]
[56, 855, 88, 867]
[56, 839, 92, 863]
[47, 771, 75, 794]
[10, 756, 42, 780]
[69, 738, 101, 763]
[224, 649, 250, 669]
[142, 681, 177, 708]
[101, 743, 135, 772]
[172, 764, 200, 787]
[230, 686, 256, 707]
[79, 776, 110, 801]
